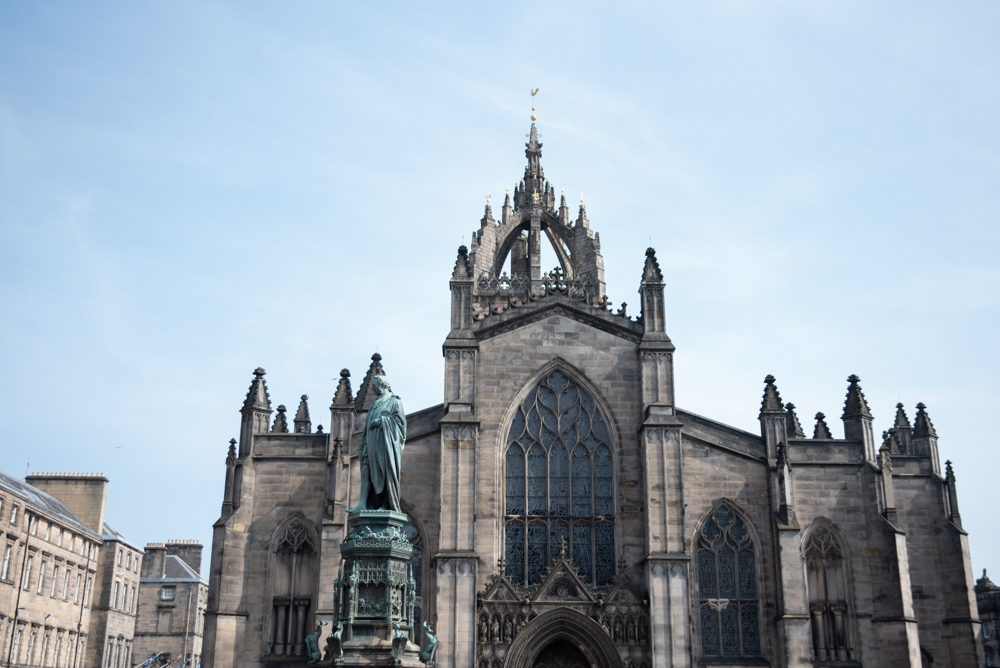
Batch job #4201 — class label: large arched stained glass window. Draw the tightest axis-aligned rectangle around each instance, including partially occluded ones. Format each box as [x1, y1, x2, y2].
[504, 369, 615, 587]
[697, 505, 761, 658]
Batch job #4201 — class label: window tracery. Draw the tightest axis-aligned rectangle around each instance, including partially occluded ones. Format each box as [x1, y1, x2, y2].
[267, 517, 318, 657]
[697, 505, 761, 658]
[805, 523, 854, 662]
[504, 370, 615, 586]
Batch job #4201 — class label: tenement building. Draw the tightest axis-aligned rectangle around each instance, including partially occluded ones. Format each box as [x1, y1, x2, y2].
[0, 471, 142, 668]
[133, 540, 208, 668]
[201, 123, 984, 668]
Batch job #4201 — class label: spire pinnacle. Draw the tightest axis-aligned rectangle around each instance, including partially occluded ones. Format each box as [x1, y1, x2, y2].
[785, 403, 806, 438]
[530, 87, 539, 121]
[893, 402, 911, 429]
[227, 438, 237, 460]
[294, 395, 311, 433]
[913, 402, 938, 437]
[354, 353, 387, 412]
[242, 367, 272, 412]
[842, 374, 873, 419]
[331, 369, 354, 409]
[271, 405, 289, 433]
[759, 375, 785, 414]
[813, 412, 833, 439]
[641, 247, 664, 284]
[452, 245, 471, 280]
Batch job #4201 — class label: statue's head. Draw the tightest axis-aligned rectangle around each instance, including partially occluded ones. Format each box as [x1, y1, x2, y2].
[372, 375, 391, 395]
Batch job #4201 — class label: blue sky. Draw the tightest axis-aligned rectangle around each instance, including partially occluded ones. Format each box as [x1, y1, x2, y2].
[1, 2, 998, 578]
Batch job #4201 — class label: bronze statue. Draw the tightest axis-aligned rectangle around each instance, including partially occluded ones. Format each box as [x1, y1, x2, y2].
[348, 375, 406, 513]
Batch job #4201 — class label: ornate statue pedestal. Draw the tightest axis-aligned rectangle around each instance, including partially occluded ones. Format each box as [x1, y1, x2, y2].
[326, 510, 425, 667]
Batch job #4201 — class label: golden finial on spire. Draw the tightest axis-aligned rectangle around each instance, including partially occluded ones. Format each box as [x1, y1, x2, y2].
[530, 88, 539, 121]
[486, 193, 491, 205]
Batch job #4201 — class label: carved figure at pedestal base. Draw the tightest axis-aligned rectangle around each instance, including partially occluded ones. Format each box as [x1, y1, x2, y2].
[305, 623, 324, 664]
[325, 621, 343, 661]
[420, 621, 439, 664]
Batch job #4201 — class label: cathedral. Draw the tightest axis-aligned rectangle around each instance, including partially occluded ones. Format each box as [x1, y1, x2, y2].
[201, 123, 984, 668]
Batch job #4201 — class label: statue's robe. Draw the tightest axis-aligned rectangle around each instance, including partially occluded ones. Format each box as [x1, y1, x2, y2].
[356, 391, 406, 512]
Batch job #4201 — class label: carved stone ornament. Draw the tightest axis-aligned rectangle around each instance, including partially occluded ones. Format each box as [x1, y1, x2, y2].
[476, 554, 650, 668]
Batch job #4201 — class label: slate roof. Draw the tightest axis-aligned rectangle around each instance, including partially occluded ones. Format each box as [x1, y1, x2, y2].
[0, 470, 100, 540]
[101, 521, 143, 552]
[141, 554, 207, 585]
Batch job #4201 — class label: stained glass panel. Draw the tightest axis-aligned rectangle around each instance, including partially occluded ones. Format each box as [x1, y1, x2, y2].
[527, 446, 547, 515]
[505, 523, 524, 584]
[505, 446, 524, 515]
[721, 606, 740, 656]
[549, 447, 569, 516]
[741, 604, 760, 655]
[527, 522, 547, 584]
[595, 524, 614, 586]
[698, 506, 761, 658]
[572, 524, 592, 584]
[717, 547, 736, 598]
[738, 551, 756, 599]
[504, 370, 615, 587]
[701, 606, 719, 655]
[571, 448, 591, 517]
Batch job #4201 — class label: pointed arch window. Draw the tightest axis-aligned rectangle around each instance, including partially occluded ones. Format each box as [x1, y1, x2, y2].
[504, 369, 615, 587]
[267, 518, 318, 657]
[697, 505, 761, 658]
[805, 524, 854, 662]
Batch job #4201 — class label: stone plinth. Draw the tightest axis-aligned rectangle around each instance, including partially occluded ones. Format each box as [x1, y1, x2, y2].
[326, 510, 424, 667]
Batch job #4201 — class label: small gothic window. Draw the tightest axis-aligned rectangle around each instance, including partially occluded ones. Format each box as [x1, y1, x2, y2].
[805, 524, 854, 662]
[268, 518, 318, 657]
[698, 505, 761, 658]
[504, 370, 615, 586]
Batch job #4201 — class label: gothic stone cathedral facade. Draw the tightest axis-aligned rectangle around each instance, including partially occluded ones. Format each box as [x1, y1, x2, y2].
[201, 124, 984, 668]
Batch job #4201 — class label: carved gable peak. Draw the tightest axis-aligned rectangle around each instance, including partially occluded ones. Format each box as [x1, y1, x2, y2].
[530, 558, 597, 605]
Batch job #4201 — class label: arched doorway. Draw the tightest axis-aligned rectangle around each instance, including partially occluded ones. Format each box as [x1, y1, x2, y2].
[532, 639, 590, 668]
[504, 608, 622, 668]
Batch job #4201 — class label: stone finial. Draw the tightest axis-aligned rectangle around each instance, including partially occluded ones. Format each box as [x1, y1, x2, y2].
[813, 412, 833, 439]
[841, 374, 873, 419]
[316, 425, 323, 434]
[332, 369, 354, 409]
[640, 247, 664, 284]
[576, 200, 589, 228]
[227, 438, 237, 460]
[242, 367, 272, 412]
[272, 405, 289, 433]
[893, 402, 911, 430]
[913, 402, 938, 438]
[785, 403, 806, 438]
[975, 569, 997, 593]
[760, 375, 785, 414]
[294, 395, 311, 434]
[354, 353, 387, 412]
[452, 245, 471, 280]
